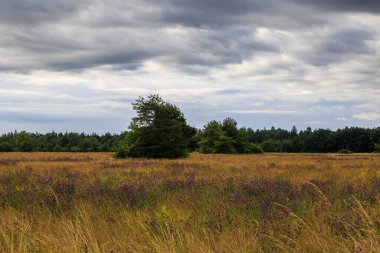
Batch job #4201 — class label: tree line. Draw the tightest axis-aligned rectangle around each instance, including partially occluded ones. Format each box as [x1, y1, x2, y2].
[0, 131, 124, 152]
[1, 94, 380, 156]
[1, 125, 379, 154]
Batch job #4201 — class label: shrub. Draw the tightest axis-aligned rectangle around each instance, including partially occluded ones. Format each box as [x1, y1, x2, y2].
[337, 149, 353, 154]
[70, 146, 81, 152]
[0, 142, 12, 152]
[260, 139, 282, 152]
[245, 143, 264, 154]
[215, 136, 236, 154]
[113, 150, 129, 158]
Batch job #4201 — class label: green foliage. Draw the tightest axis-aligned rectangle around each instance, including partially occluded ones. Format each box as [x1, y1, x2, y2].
[113, 149, 129, 158]
[375, 143, 380, 152]
[0, 141, 12, 152]
[199, 121, 224, 154]
[187, 131, 202, 151]
[222, 118, 243, 153]
[14, 131, 33, 151]
[245, 143, 264, 154]
[215, 135, 236, 154]
[70, 146, 81, 152]
[114, 132, 132, 158]
[0, 131, 123, 152]
[260, 139, 282, 152]
[337, 149, 353, 154]
[198, 118, 264, 154]
[81, 137, 100, 152]
[120, 94, 194, 158]
[221, 118, 239, 140]
[53, 145, 63, 152]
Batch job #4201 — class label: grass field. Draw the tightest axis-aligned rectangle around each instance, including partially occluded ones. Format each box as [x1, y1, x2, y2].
[0, 152, 379, 252]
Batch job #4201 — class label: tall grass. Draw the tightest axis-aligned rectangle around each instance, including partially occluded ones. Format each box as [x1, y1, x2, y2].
[0, 152, 379, 252]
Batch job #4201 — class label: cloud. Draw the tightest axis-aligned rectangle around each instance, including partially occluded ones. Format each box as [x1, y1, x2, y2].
[320, 28, 374, 55]
[223, 110, 298, 115]
[1, 0, 379, 73]
[157, 0, 273, 28]
[290, 0, 380, 13]
[305, 121, 322, 124]
[0, 0, 324, 72]
[0, 0, 87, 25]
[0, 0, 379, 132]
[306, 28, 376, 65]
[353, 113, 380, 121]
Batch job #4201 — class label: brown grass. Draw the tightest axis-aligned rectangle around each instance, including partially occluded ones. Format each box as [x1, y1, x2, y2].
[0, 152, 379, 252]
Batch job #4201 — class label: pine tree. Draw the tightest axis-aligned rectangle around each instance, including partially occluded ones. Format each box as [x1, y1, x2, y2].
[117, 94, 194, 158]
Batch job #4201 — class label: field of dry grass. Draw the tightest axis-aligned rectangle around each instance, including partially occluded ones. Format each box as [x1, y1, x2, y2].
[0, 152, 379, 252]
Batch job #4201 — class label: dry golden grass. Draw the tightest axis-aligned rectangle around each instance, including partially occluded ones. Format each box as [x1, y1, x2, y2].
[0, 152, 379, 252]
[1, 152, 379, 181]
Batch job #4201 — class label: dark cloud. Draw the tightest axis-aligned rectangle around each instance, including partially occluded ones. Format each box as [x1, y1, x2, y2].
[46, 50, 156, 72]
[157, 0, 271, 28]
[0, 23, 163, 72]
[171, 35, 277, 67]
[0, 0, 281, 72]
[297, 28, 376, 66]
[0, 0, 351, 72]
[320, 28, 374, 55]
[0, 0, 87, 25]
[290, 0, 380, 13]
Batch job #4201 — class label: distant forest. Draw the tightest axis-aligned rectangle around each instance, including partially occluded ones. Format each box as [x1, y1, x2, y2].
[1, 125, 380, 153]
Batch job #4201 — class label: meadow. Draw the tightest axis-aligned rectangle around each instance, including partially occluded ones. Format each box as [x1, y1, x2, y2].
[0, 152, 379, 252]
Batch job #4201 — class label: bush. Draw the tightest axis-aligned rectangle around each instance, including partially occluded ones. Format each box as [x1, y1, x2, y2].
[337, 149, 353, 154]
[70, 146, 81, 152]
[113, 150, 129, 158]
[113, 140, 131, 158]
[215, 136, 236, 154]
[198, 145, 215, 154]
[0, 142, 12, 152]
[260, 139, 282, 152]
[245, 143, 264, 154]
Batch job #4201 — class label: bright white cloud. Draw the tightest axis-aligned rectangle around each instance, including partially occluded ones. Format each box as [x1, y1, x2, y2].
[353, 113, 380, 121]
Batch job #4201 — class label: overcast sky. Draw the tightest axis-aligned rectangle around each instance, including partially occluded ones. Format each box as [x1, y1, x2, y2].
[0, 0, 379, 133]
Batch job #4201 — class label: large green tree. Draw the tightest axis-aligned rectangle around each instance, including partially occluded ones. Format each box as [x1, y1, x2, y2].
[118, 94, 194, 158]
[14, 131, 33, 151]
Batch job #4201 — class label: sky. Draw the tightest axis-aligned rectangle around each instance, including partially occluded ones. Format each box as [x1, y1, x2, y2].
[0, 0, 379, 134]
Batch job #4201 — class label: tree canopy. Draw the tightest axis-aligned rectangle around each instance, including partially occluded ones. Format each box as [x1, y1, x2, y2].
[199, 118, 263, 154]
[116, 94, 195, 158]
